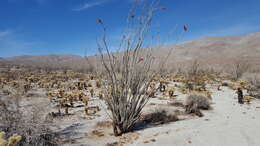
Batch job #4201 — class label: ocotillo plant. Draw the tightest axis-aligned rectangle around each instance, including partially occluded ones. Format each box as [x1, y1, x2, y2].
[95, 0, 187, 136]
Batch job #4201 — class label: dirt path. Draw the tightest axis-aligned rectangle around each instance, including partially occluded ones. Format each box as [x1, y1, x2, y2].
[127, 87, 260, 146]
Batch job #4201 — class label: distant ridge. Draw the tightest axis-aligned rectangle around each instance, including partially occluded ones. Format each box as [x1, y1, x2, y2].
[153, 32, 260, 66]
[1, 32, 260, 70]
[4, 54, 83, 66]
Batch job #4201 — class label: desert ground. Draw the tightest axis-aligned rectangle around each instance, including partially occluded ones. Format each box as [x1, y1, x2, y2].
[55, 83, 260, 146]
[1, 69, 260, 146]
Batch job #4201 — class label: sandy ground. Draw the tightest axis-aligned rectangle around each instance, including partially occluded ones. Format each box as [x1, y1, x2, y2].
[2, 80, 260, 146]
[49, 84, 260, 146]
[124, 86, 260, 146]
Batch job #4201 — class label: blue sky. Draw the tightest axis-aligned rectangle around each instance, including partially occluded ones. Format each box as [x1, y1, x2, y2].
[0, 0, 260, 58]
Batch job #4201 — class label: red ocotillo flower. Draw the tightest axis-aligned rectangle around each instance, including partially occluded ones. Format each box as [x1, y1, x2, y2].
[160, 7, 167, 10]
[183, 25, 188, 31]
[129, 14, 135, 18]
[96, 19, 103, 24]
[138, 57, 144, 63]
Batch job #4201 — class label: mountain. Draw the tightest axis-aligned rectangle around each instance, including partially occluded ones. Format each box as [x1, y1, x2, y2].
[1, 54, 86, 71]
[5, 54, 82, 64]
[1, 32, 260, 71]
[153, 32, 260, 67]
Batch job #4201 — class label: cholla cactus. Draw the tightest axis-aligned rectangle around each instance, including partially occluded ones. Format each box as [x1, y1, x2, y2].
[82, 96, 89, 115]
[168, 88, 175, 97]
[159, 81, 166, 92]
[0, 132, 22, 146]
[90, 89, 94, 97]
[58, 89, 65, 98]
[244, 95, 254, 103]
[98, 91, 103, 99]
[237, 80, 249, 89]
[179, 86, 189, 94]
[96, 80, 101, 88]
[57, 98, 67, 115]
[68, 95, 74, 107]
[78, 91, 84, 101]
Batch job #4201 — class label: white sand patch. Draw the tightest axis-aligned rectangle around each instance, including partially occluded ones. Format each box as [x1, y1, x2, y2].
[125, 87, 260, 146]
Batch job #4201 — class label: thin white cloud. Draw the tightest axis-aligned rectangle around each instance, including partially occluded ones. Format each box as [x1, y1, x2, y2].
[0, 30, 12, 39]
[0, 29, 42, 57]
[205, 23, 260, 37]
[72, 0, 109, 11]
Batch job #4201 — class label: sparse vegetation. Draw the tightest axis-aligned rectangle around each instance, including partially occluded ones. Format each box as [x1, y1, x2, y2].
[231, 59, 251, 80]
[0, 95, 59, 146]
[139, 108, 179, 126]
[0, 132, 22, 146]
[0, 57, 260, 145]
[0, 0, 260, 145]
[185, 94, 211, 117]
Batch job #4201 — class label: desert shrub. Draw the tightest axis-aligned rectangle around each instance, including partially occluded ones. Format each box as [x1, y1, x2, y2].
[106, 142, 123, 146]
[0, 96, 59, 146]
[247, 87, 260, 99]
[185, 94, 211, 117]
[231, 59, 251, 80]
[189, 90, 212, 99]
[221, 82, 229, 86]
[0, 132, 22, 146]
[244, 73, 260, 89]
[137, 108, 178, 127]
[168, 101, 185, 107]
